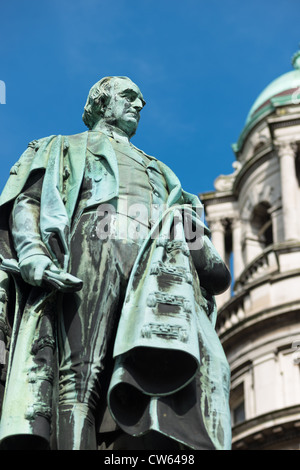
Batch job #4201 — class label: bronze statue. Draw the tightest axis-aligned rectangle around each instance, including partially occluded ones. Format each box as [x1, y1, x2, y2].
[0, 77, 231, 450]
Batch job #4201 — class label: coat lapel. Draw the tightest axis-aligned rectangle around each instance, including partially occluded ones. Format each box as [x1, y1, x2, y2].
[87, 130, 119, 189]
[156, 160, 183, 206]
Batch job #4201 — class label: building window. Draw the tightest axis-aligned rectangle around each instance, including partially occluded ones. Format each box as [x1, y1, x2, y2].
[233, 401, 245, 425]
[224, 221, 233, 268]
[230, 382, 246, 426]
[250, 201, 273, 248]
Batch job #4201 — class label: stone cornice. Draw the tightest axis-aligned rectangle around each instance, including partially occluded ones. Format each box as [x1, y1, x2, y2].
[267, 112, 300, 135]
[232, 145, 274, 195]
[199, 190, 236, 206]
[218, 299, 300, 355]
[232, 405, 300, 450]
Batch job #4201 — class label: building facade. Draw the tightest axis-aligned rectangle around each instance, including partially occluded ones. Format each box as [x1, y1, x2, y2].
[200, 50, 300, 450]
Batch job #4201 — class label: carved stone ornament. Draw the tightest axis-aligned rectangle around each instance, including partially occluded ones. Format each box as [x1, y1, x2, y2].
[274, 140, 298, 159]
[214, 161, 242, 192]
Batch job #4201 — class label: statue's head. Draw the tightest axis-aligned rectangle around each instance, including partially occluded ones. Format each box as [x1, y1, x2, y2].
[82, 76, 146, 138]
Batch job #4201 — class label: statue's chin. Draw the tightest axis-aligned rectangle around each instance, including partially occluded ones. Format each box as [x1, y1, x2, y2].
[121, 121, 139, 139]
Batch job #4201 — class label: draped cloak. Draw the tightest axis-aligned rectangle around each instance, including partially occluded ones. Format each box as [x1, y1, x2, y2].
[0, 131, 231, 450]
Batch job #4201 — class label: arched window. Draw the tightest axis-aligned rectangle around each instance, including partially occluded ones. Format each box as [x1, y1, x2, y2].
[242, 202, 273, 265]
[250, 201, 273, 249]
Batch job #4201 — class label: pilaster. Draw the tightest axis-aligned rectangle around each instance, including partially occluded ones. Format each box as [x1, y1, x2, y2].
[275, 140, 299, 241]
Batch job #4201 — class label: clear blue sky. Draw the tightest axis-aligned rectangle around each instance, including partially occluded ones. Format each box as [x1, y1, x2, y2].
[1, 0, 300, 197]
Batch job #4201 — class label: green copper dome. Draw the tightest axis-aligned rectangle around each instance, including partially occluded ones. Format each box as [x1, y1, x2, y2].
[246, 49, 300, 124]
[233, 49, 300, 153]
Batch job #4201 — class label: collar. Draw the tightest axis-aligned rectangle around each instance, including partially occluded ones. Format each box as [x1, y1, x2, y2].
[92, 122, 130, 143]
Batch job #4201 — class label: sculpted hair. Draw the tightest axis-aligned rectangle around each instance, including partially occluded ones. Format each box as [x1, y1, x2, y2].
[82, 76, 130, 129]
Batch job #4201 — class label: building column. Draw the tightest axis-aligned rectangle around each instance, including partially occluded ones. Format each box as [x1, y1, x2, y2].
[209, 219, 226, 262]
[232, 218, 244, 281]
[268, 204, 282, 244]
[275, 141, 299, 241]
[208, 219, 231, 307]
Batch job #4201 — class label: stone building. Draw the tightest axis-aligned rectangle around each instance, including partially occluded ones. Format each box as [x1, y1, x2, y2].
[200, 50, 300, 450]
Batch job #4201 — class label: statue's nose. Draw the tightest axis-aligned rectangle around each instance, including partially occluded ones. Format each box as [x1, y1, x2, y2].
[133, 97, 143, 111]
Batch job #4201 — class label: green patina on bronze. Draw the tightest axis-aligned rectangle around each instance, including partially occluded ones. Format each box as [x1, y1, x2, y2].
[0, 77, 231, 450]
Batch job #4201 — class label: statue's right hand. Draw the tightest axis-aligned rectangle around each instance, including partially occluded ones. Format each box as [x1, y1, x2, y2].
[19, 254, 55, 286]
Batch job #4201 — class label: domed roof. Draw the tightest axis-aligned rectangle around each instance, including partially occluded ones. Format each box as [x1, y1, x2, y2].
[233, 49, 300, 154]
[245, 49, 300, 125]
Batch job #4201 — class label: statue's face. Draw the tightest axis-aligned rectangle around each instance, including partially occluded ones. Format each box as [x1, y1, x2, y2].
[102, 78, 145, 138]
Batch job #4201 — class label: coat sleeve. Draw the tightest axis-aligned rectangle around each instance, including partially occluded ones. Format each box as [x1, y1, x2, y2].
[11, 171, 50, 264]
[181, 191, 231, 296]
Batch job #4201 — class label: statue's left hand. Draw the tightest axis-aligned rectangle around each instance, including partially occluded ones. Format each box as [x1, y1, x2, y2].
[190, 236, 231, 295]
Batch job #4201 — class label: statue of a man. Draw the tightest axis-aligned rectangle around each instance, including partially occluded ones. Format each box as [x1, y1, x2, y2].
[0, 77, 231, 450]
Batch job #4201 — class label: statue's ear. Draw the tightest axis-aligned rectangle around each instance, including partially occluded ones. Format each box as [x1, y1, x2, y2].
[99, 93, 111, 113]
